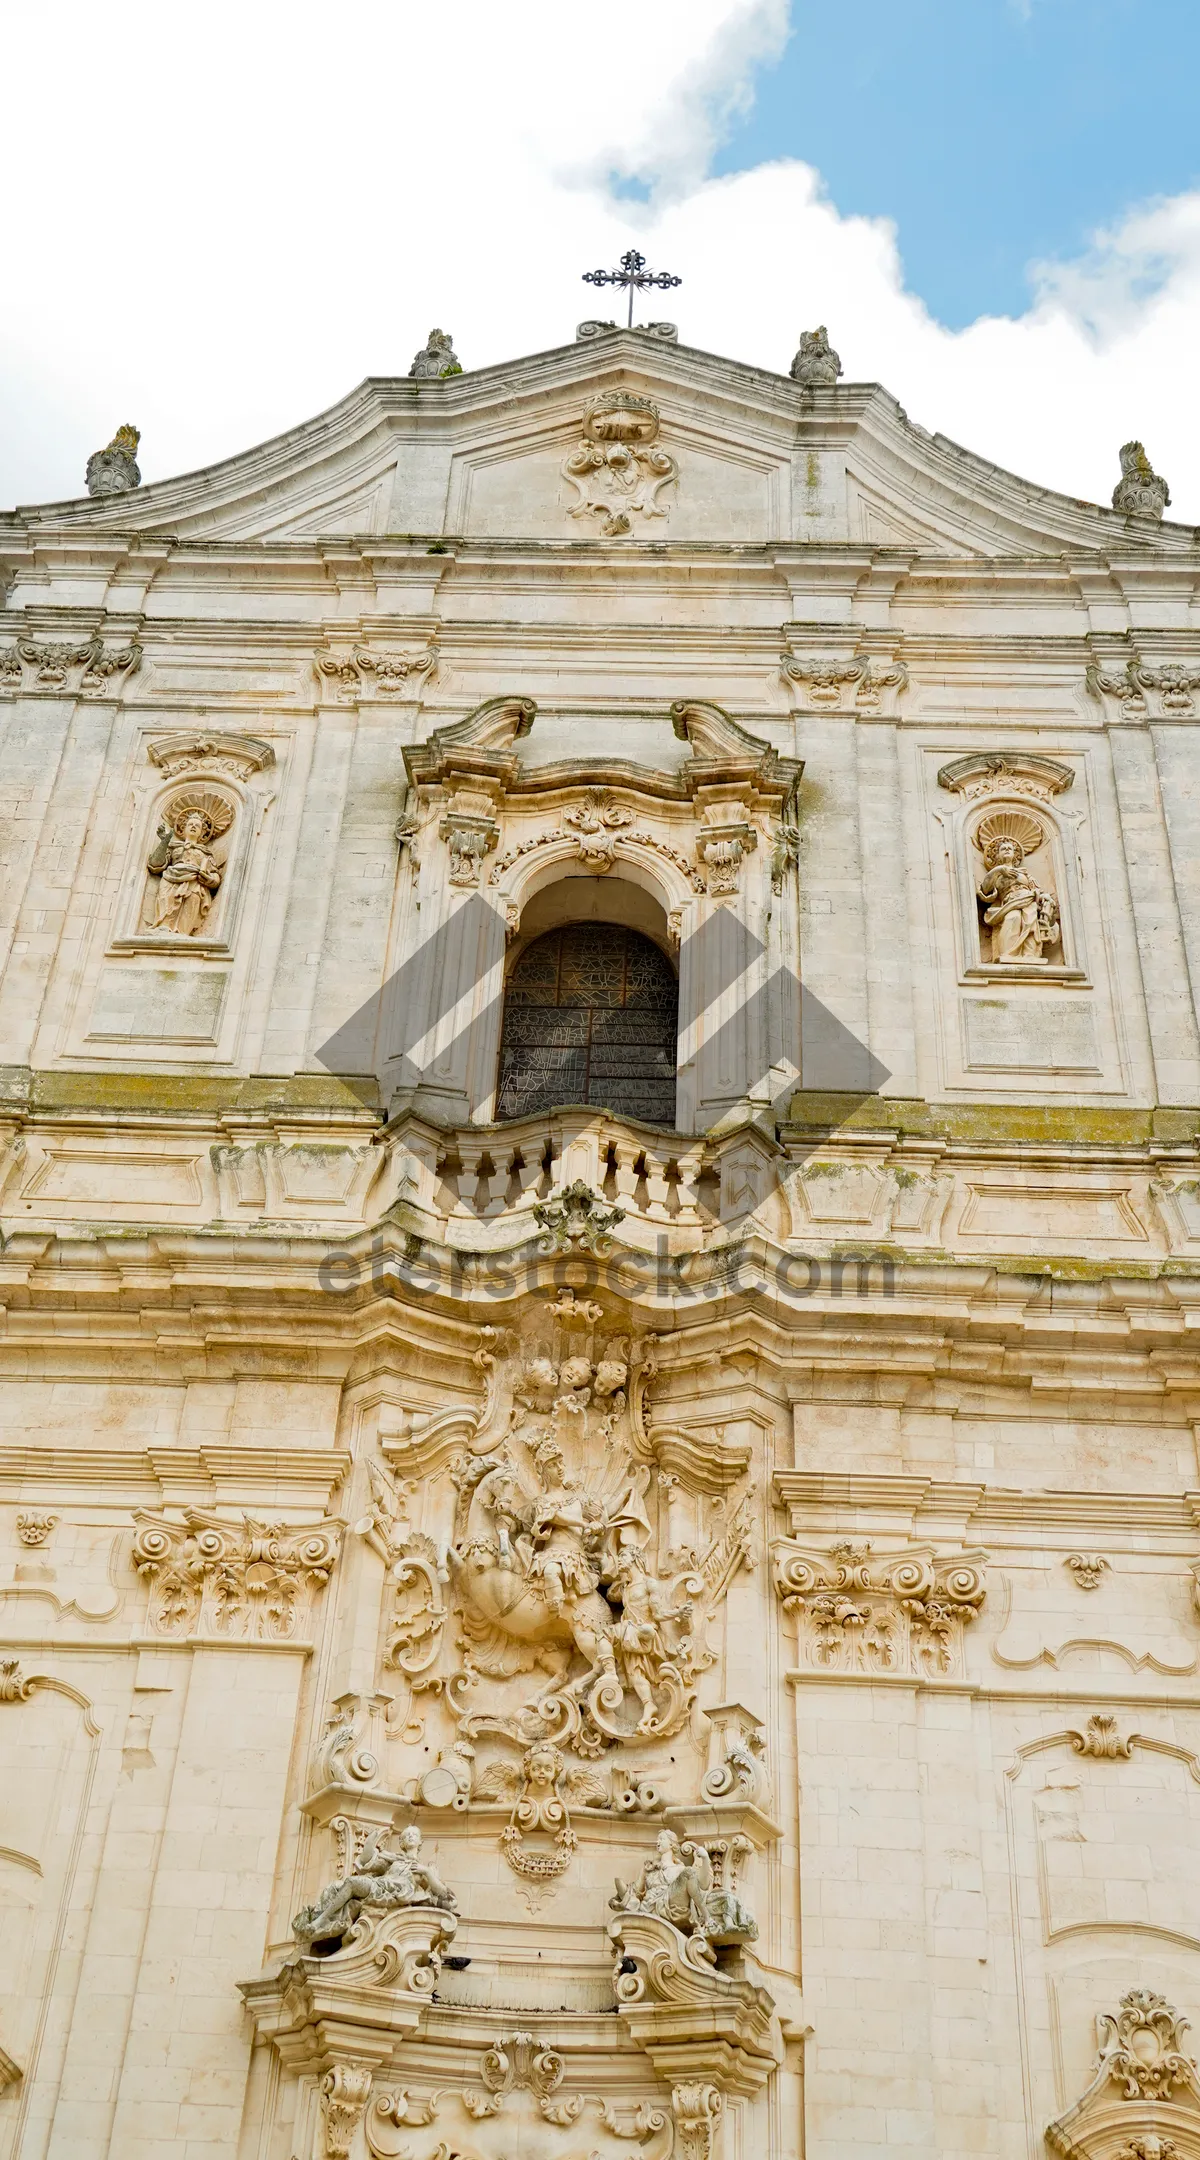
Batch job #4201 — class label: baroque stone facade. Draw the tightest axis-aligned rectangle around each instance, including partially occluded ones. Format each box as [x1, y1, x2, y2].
[4, 325, 1200, 2160]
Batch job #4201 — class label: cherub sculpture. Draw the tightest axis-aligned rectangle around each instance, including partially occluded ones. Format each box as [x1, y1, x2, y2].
[292, 1824, 455, 1949]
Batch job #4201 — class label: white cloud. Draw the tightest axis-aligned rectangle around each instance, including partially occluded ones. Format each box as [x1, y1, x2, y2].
[1, 0, 1197, 521]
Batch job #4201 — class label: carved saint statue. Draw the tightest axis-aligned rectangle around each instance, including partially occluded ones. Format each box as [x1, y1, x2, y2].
[974, 813, 1060, 964]
[144, 792, 234, 936]
[292, 1824, 456, 1948]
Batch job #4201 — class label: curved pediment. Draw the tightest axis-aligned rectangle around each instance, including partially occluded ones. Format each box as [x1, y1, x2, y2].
[3, 333, 1192, 559]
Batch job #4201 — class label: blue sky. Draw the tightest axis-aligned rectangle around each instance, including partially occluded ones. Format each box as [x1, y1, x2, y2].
[715, 0, 1200, 326]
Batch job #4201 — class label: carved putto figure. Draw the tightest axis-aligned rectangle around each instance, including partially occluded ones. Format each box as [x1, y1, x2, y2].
[562, 393, 678, 538]
[292, 1824, 456, 1948]
[789, 325, 842, 387]
[1112, 439, 1170, 520]
[143, 791, 234, 935]
[973, 811, 1060, 963]
[409, 328, 461, 379]
[86, 422, 141, 496]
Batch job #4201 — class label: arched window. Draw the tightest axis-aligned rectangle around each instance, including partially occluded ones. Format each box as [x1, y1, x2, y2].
[496, 923, 678, 1126]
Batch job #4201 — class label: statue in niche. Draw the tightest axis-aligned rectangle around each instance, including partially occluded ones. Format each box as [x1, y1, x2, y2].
[143, 790, 234, 936]
[973, 809, 1061, 964]
[292, 1824, 456, 1949]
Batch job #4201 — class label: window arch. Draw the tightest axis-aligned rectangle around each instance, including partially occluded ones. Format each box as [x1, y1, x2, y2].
[495, 922, 678, 1126]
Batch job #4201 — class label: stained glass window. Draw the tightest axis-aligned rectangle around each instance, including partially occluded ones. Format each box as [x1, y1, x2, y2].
[495, 923, 678, 1126]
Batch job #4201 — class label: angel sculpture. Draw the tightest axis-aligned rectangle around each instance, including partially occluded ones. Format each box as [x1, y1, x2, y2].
[610, 1827, 757, 1948]
[474, 1740, 610, 1881]
[292, 1824, 455, 1949]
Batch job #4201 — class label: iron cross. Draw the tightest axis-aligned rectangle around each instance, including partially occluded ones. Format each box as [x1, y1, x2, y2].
[581, 248, 682, 328]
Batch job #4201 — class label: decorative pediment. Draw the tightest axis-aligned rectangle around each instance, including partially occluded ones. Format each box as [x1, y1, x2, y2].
[937, 751, 1074, 802]
[1047, 1990, 1200, 2160]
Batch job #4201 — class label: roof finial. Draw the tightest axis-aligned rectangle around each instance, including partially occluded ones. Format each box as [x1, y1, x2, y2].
[790, 327, 842, 388]
[1112, 439, 1170, 520]
[86, 423, 141, 498]
[409, 330, 462, 380]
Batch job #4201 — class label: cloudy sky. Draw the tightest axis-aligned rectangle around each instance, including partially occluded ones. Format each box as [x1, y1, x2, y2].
[4, 0, 1200, 516]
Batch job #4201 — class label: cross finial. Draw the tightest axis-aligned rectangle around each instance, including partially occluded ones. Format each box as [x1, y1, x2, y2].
[581, 248, 682, 329]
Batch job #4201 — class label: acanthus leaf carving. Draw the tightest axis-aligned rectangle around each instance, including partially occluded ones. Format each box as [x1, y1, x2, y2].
[772, 1539, 987, 1677]
[316, 644, 438, 700]
[781, 649, 906, 713]
[0, 637, 142, 694]
[132, 1506, 341, 1640]
[1068, 1713, 1135, 1759]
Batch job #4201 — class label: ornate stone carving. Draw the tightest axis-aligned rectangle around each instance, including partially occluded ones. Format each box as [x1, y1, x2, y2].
[671, 2084, 723, 2160]
[132, 1507, 341, 1639]
[239, 1898, 456, 2085]
[472, 1738, 611, 1883]
[441, 796, 500, 885]
[1132, 662, 1200, 716]
[311, 1696, 382, 1790]
[0, 1658, 34, 1702]
[464, 2029, 575, 2119]
[0, 636, 141, 694]
[694, 800, 757, 896]
[700, 1708, 768, 1806]
[143, 788, 234, 936]
[772, 1539, 986, 1676]
[293, 1824, 456, 1950]
[321, 2064, 374, 2158]
[1069, 1714, 1135, 1759]
[611, 1826, 757, 1950]
[972, 808, 1061, 964]
[86, 422, 141, 496]
[1066, 1553, 1111, 1591]
[409, 328, 461, 379]
[147, 730, 274, 779]
[1113, 441, 1170, 520]
[316, 646, 437, 699]
[1087, 657, 1149, 714]
[563, 787, 635, 871]
[16, 1510, 56, 1547]
[789, 326, 842, 387]
[358, 1462, 448, 1681]
[781, 649, 907, 712]
[576, 319, 678, 343]
[937, 751, 1074, 802]
[562, 393, 678, 538]
[396, 1329, 753, 1767]
[609, 1902, 779, 2093]
[532, 1179, 626, 1253]
[1047, 1990, 1200, 2160]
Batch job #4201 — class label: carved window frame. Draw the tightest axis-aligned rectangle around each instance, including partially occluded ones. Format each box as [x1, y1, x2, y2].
[940, 782, 1091, 990]
[107, 768, 262, 959]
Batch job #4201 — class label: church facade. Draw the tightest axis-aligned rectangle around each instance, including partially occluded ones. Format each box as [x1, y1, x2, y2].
[4, 320, 1200, 2160]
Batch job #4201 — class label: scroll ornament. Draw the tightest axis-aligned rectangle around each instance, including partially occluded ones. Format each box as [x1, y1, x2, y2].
[131, 1507, 341, 1639]
[772, 1539, 986, 1676]
[1047, 1989, 1200, 2160]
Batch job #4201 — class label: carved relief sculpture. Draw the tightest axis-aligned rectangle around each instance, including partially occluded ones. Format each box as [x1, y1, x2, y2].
[972, 809, 1061, 963]
[789, 326, 843, 387]
[132, 1507, 341, 1638]
[772, 1539, 986, 1676]
[143, 790, 234, 935]
[293, 1824, 456, 1950]
[85, 422, 141, 496]
[1112, 441, 1170, 520]
[563, 393, 678, 538]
